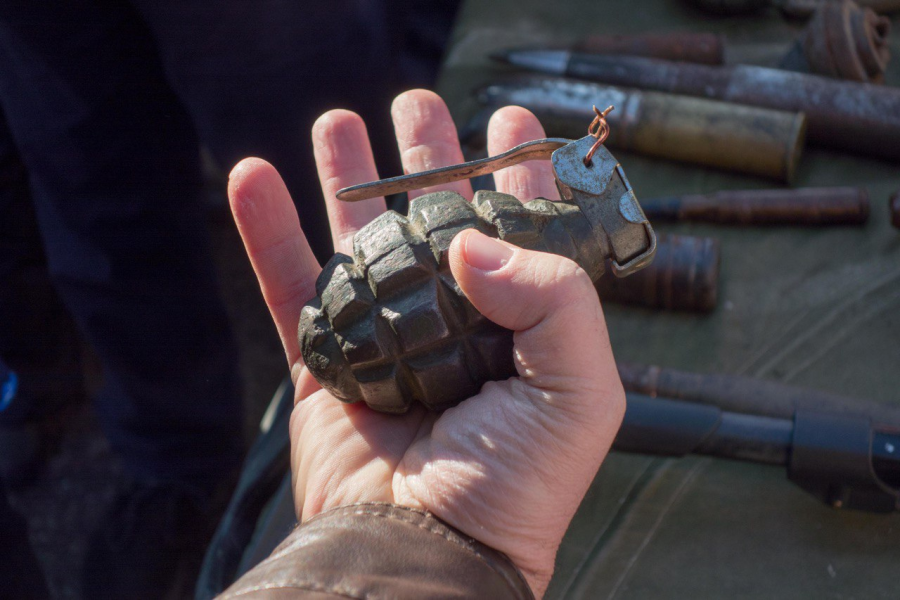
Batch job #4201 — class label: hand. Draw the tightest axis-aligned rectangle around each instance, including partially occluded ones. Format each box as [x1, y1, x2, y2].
[227, 90, 625, 597]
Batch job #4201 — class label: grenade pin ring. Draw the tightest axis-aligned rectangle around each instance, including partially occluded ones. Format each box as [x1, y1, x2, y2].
[584, 105, 613, 167]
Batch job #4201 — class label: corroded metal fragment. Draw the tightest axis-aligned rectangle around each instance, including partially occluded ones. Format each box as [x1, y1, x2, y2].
[596, 234, 720, 312]
[781, 0, 891, 83]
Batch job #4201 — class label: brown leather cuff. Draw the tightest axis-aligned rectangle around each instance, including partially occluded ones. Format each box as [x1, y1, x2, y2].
[219, 503, 535, 599]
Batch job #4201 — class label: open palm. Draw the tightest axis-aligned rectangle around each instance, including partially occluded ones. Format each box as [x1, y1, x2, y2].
[227, 90, 625, 597]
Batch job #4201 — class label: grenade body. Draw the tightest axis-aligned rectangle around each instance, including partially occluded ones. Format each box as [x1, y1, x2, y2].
[299, 189, 611, 413]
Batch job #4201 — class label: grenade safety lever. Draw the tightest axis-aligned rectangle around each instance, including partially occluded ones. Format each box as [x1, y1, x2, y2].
[337, 122, 655, 276]
[336, 138, 570, 203]
[300, 108, 656, 413]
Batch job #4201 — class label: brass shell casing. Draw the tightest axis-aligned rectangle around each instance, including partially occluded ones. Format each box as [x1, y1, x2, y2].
[476, 77, 807, 183]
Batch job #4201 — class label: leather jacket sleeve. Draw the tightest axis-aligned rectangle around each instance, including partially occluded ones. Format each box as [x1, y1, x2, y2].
[218, 503, 535, 599]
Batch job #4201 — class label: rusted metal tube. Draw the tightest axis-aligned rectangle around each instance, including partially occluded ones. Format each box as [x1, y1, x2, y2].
[642, 186, 870, 225]
[686, 0, 900, 16]
[572, 32, 725, 64]
[596, 234, 720, 312]
[497, 51, 900, 159]
[475, 76, 807, 182]
[779, 0, 900, 17]
[780, 0, 892, 83]
[684, 0, 770, 14]
[617, 361, 900, 426]
[890, 190, 900, 229]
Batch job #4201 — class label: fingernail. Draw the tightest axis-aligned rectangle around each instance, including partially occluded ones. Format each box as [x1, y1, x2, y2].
[463, 232, 513, 272]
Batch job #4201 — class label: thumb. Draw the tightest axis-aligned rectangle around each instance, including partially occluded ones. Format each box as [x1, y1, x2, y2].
[448, 229, 624, 421]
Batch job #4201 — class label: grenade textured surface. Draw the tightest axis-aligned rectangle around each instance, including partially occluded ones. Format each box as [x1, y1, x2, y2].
[299, 190, 604, 413]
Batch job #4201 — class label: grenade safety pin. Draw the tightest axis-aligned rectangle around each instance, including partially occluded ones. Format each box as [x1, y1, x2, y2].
[300, 107, 656, 413]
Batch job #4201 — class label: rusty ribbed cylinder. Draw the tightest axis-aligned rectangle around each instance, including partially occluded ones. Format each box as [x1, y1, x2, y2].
[642, 186, 869, 225]
[616, 361, 900, 426]
[556, 54, 900, 160]
[573, 32, 725, 64]
[890, 190, 900, 229]
[595, 234, 720, 312]
[476, 77, 807, 183]
[781, 0, 892, 83]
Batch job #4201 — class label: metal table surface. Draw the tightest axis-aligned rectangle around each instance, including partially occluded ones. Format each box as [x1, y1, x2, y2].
[436, 1, 900, 598]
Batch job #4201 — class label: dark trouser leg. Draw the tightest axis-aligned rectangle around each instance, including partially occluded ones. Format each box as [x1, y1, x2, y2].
[0, 1, 243, 485]
[129, 1, 460, 261]
[391, 0, 463, 87]
[0, 478, 49, 599]
[0, 112, 40, 426]
[0, 109, 84, 426]
[0, 102, 87, 485]
[129, 0, 408, 262]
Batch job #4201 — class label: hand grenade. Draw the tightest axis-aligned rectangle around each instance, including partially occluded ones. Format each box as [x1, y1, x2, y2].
[299, 129, 656, 413]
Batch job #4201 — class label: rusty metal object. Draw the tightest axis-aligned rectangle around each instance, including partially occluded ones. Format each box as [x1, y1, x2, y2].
[642, 186, 869, 225]
[779, 0, 900, 18]
[337, 138, 569, 202]
[617, 361, 900, 426]
[890, 190, 900, 228]
[781, 0, 892, 83]
[497, 50, 900, 160]
[475, 76, 806, 182]
[572, 32, 725, 64]
[301, 137, 655, 413]
[685, 0, 900, 16]
[596, 233, 720, 312]
[683, 0, 771, 13]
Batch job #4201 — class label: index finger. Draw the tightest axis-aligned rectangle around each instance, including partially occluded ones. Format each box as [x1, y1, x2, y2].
[228, 158, 321, 373]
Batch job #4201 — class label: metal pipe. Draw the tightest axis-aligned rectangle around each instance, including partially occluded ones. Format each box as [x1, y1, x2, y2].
[685, 0, 900, 16]
[617, 393, 900, 511]
[496, 50, 900, 160]
[683, 0, 771, 14]
[572, 32, 725, 64]
[779, 0, 900, 17]
[616, 361, 900, 427]
[642, 186, 869, 225]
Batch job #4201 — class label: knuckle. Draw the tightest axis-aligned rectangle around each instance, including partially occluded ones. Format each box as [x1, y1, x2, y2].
[507, 252, 599, 321]
[400, 139, 460, 168]
[545, 257, 594, 298]
[289, 388, 330, 434]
